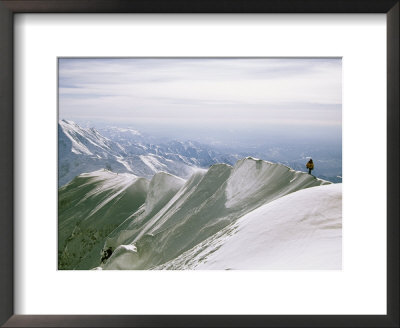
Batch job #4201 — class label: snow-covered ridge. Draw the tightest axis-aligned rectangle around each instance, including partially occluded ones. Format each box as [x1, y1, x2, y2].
[59, 119, 120, 156]
[58, 119, 233, 187]
[110, 127, 142, 136]
[145, 172, 186, 215]
[225, 157, 330, 208]
[58, 120, 132, 187]
[59, 157, 340, 270]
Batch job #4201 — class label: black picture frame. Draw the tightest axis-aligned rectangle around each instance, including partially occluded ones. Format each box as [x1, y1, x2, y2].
[0, 1, 398, 327]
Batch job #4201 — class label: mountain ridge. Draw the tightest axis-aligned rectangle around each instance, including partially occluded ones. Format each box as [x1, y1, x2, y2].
[58, 157, 335, 270]
[58, 119, 238, 187]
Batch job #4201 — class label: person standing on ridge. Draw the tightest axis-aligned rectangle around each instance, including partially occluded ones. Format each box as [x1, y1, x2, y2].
[306, 159, 314, 175]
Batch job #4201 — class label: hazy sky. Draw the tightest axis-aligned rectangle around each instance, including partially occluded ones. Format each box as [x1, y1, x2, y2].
[59, 58, 341, 142]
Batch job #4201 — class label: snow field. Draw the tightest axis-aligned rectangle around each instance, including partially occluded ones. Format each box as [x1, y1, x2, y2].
[158, 184, 341, 269]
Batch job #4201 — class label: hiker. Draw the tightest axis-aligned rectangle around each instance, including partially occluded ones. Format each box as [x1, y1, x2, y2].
[306, 159, 314, 175]
[101, 246, 113, 263]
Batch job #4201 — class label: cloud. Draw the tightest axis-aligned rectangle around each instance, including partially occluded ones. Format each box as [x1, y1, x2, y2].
[59, 58, 342, 129]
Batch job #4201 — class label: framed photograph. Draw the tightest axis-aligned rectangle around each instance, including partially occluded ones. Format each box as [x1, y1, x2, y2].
[57, 56, 343, 272]
[1, 1, 398, 327]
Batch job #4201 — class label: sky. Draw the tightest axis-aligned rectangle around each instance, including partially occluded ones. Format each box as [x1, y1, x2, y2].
[58, 58, 342, 143]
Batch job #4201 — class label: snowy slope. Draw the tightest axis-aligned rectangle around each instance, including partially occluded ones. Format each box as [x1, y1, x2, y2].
[157, 183, 342, 270]
[94, 158, 333, 270]
[59, 170, 186, 270]
[122, 154, 204, 181]
[58, 170, 149, 269]
[145, 172, 186, 215]
[58, 120, 132, 187]
[59, 119, 125, 156]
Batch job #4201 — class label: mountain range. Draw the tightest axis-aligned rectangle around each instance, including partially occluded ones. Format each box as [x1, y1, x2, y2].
[59, 120, 239, 187]
[58, 120, 342, 270]
[58, 157, 341, 270]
